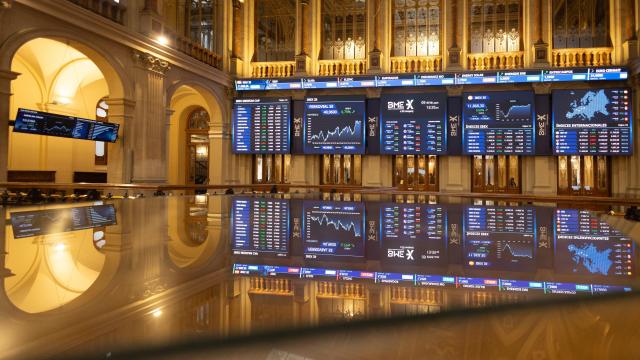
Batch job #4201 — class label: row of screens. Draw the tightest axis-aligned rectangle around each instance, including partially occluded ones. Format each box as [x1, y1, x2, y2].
[232, 88, 632, 156]
[13, 108, 120, 142]
[235, 67, 629, 91]
[233, 264, 632, 295]
[231, 198, 634, 278]
[10, 204, 117, 238]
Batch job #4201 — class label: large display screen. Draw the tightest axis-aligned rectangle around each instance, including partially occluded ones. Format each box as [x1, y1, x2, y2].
[10, 204, 117, 238]
[303, 96, 366, 154]
[379, 93, 447, 154]
[555, 209, 634, 277]
[231, 197, 289, 257]
[463, 206, 536, 271]
[381, 203, 447, 266]
[14, 108, 119, 142]
[552, 88, 632, 155]
[463, 91, 535, 155]
[232, 98, 290, 153]
[303, 201, 365, 259]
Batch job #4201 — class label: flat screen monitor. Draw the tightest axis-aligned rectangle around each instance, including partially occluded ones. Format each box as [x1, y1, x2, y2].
[10, 204, 117, 238]
[463, 206, 536, 271]
[463, 91, 535, 155]
[303, 201, 365, 259]
[303, 95, 366, 154]
[231, 197, 289, 257]
[13, 108, 119, 142]
[232, 97, 290, 153]
[380, 203, 447, 266]
[552, 88, 632, 155]
[555, 209, 634, 277]
[379, 93, 447, 154]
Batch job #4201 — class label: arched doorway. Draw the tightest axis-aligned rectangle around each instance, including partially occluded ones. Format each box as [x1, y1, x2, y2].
[186, 107, 210, 185]
[5, 37, 125, 184]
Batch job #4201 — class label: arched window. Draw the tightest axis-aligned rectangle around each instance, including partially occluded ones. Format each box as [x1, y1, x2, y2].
[392, 0, 441, 57]
[186, 108, 210, 185]
[321, 0, 367, 60]
[255, 0, 296, 62]
[187, 0, 221, 52]
[552, 0, 609, 48]
[469, 0, 521, 54]
[95, 98, 108, 166]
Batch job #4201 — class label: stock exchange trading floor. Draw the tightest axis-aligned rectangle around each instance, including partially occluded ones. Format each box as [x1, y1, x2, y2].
[1, 193, 640, 359]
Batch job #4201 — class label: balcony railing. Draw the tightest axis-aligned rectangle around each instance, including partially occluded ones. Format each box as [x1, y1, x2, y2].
[175, 37, 223, 70]
[316, 282, 365, 298]
[318, 59, 367, 76]
[467, 51, 525, 71]
[390, 287, 443, 304]
[390, 56, 443, 73]
[249, 277, 293, 295]
[67, 0, 125, 24]
[251, 61, 295, 78]
[551, 47, 613, 67]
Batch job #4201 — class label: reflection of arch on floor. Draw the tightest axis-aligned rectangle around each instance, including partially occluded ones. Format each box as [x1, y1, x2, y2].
[166, 197, 223, 270]
[167, 82, 226, 185]
[2, 208, 121, 315]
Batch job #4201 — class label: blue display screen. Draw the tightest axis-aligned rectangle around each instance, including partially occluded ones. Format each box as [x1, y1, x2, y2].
[233, 97, 290, 154]
[379, 93, 447, 154]
[552, 88, 632, 155]
[380, 203, 447, 266]
[303, 96, 366, 154]
[231, 197, 289, 257]
[555, 209, 634, 277]
[463, 206, 536, 271]
[10, 204, 117, 238]
[303, 201, 365, 259]
[463, 91, 535, 155]
[14, 108, 119, 142]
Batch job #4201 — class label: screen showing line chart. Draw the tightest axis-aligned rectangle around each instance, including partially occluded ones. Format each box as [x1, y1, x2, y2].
[463, 206, 536, 271]
[302, 201, 365, 259]
[463, 91, 535, 155]
[552, 88, 632, 155]
[303, 96, 366, 154]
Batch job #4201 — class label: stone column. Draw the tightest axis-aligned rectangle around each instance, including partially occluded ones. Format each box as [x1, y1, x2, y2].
[230, 0, 244, 76]
[209, 94, 232, 185]
[295, 0, 312, 75]
[532, 0, 550, 67]
[131, 50, 170, 184]
[447, 0, 462, 70]
[0, 70, 19, 185]
[622, 0, 638, 61]
[367, 0, 383, 73]
[105, 98, 136, 184]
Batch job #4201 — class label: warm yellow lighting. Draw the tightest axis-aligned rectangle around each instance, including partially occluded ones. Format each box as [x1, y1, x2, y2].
[55, 97, 72, 105]
[156, 35, 169, 45]
[151, 308, 162, 318]
[54, 243, 67, 252]
[196, 145, 208, 156]
[195, 194, 207, 205]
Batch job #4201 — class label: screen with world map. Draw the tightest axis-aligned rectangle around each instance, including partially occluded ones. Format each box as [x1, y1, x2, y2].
[555, 209, 634, 277]
[552, 88, 632, 155]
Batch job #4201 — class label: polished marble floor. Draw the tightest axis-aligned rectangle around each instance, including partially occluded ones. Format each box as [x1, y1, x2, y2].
[1, 193, 639, 359]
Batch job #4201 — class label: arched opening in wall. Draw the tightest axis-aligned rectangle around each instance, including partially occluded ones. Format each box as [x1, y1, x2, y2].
[7, 38, 121, 184]
[168, 85, 221, 186]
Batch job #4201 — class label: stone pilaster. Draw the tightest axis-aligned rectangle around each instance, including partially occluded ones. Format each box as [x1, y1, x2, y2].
[104, 97, 136, 184]
[131, 50, 170, 183]
[0, 70, 19, 185]
[230, 0, 244, 76]
[295, 0, 311, 75]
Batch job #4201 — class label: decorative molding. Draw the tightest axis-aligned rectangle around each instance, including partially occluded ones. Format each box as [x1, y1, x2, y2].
[132, 50, 171, 75]
[0, 0, 13, 9]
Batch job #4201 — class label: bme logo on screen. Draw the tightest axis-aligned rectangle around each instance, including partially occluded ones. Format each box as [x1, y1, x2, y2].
[387, 247, 415, 260]
[387, 99, 414, 112]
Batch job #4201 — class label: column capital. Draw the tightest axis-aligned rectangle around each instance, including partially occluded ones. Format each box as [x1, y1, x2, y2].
[132, 50, 171, 75]
[104, 97, 137, 108]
